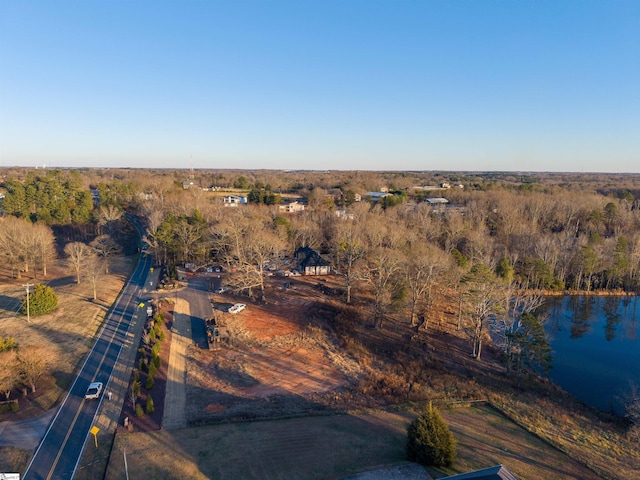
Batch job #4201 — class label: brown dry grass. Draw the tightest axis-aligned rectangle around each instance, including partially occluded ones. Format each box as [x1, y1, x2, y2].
[104, 405, 601, 480]
[0, 254, 136, 473]
[439, 405, 601, 479]
[0, 256, 135, 414]
[0, 446, 31, 475]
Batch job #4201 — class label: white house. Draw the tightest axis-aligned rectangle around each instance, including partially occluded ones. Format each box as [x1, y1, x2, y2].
[223, 195, 248, 207]
[279, 201, 305, 213]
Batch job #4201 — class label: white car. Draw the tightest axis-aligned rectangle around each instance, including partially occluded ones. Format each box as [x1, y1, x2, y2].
[214, 286, 227, 294]
[85, 382, 103, 400]
[228, 303, 246, 314]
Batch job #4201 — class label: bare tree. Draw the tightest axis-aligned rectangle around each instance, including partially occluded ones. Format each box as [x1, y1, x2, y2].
[0, 216, 30, 278]
[64, 241, 93, 284]
[333, 221, 366, 304]
[128, 381, 138, 409]
[359, 247, 403, 329]
[461, 264, 505, 360]
[0, 350, 20, 400]
[231, 228, 284, 301]
[90, 234, 120, 273]
[144, 209, 167, 265]
[494, 286, 545, 371]
[32, 222, 57, 277]
[96, 204, 123, 235]
[173, 220, 203, 263]
[404, 242, 451, 328]
[17, 345, 56, 393]
[291, 213, 323, 251]
[85, 255, 105, 300]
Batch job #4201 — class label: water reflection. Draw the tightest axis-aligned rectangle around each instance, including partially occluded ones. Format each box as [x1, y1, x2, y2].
[603, 297, 621, 342]
[569, 296, 595, 339]
[539, 295, 640, 414]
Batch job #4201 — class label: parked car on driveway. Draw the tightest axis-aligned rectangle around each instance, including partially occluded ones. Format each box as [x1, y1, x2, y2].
[228, 303, 246, 314]
[214, 286, 227, 294]
[85, 382, 103, 400]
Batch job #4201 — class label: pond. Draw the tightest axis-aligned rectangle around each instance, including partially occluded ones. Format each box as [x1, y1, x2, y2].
[540, 296, 640, 415]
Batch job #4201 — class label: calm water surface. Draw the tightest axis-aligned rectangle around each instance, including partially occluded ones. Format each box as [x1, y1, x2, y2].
[541, 296, 640, 415]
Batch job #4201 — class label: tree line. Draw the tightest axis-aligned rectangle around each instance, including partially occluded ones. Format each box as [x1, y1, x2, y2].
[2, 169, 639, 374]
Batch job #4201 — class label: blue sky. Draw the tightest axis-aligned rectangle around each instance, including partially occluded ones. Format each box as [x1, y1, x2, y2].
[1, 1, 638, 172]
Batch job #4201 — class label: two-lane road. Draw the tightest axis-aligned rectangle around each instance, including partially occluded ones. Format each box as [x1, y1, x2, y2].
[24, 252, 153, 480]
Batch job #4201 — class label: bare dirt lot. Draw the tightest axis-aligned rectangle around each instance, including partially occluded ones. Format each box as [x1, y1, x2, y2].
[186, 274, 362, 424]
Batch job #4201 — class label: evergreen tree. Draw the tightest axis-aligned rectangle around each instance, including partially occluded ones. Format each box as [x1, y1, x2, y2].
[507, 312, 552, 378]
[22, 284, 58, 315]
[146, 394, 155, 414]
[406, 403, 456, 467]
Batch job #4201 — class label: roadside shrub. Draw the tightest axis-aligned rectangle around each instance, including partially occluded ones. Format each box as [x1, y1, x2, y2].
[406, 403, 456, 467]
[139, 357, 147, 372]
[22, 284, 58, 316]
[156, 326, 166, 341]
[135, 403, 144, 417]
[154, 311, 164, 326]
[146, 395, 154, 414]
[151, 342, 160, 356]
[145, 375, 154, 390]
[148, 362, 157, 378]
[0, 400, 19, 413]
[133, 370, 141, 397]
[0, 337, 17, 352]
[152, 353, 161, 369]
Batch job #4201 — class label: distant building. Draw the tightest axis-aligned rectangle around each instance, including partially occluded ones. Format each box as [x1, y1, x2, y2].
[365, 192, 391, 202]
[279, 201, 305, 213]
[294, 247, 331, 275]
[223, 195, 247, 207]
[426, 198, 449, 205]
[335, 209, 356, 220]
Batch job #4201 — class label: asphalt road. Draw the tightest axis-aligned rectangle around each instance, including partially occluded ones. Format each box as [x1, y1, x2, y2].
[183, 277, 214, 349]
[23, 252, 153, 480]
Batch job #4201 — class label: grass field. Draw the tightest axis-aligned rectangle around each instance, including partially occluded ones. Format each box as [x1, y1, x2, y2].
[0, 255, 136, 473]
[104, 405, 599, 480]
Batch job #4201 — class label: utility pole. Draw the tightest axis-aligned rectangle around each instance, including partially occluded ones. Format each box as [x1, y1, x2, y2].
[22, 283, 34, 323]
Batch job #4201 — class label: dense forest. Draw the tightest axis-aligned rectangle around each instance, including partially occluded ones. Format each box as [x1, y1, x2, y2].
[1, 168, 640, 366]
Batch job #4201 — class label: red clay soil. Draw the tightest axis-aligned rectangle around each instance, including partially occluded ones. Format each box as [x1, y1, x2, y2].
[117, 304, 173, 433]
